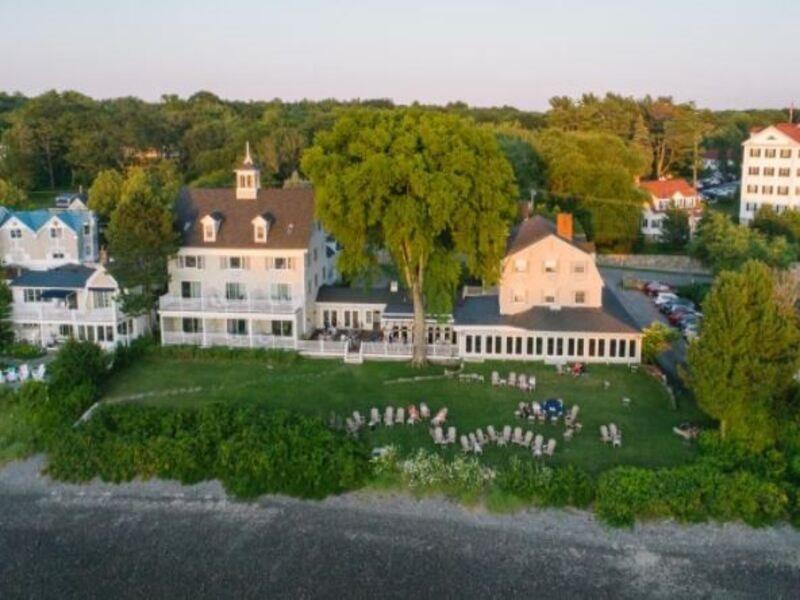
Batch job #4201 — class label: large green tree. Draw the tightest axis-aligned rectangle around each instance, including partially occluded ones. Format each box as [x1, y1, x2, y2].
[686, 261, 800, 449]
[659, 207, 691, 250]
[0, 278, 14, 351]
[87, 168, 124, 218]
[0, 178, 27, 207]
[302, 109, 517, 365]
[106, 167, 179, 317]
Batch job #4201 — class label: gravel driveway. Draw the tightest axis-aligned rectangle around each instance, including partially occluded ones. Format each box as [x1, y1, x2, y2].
[1, 457, 798, 599]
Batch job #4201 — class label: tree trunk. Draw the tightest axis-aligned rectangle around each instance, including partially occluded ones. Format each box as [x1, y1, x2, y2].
[410, 279, 427, 367]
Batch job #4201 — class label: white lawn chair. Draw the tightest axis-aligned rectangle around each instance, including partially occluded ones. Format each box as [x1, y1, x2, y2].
[613, 434, 623, 448]
[514, 401, 526, 419]
[18, 364, 30, 382]
[508, 372, 517, 387]
[529, 375, 536, 391]
[491, 371, 501, 387]
[5, 368, 18, 383]
[468, 432, 478, 448]
[352, 411, 363, 428]
[518, 374, 527, 391]
[565, 405, 580, 426]
[564, 429, 574, 442]
[433, 426, 445, 445]
[545, 438, 556, 456]
[609, 423, 618, 439]
[447, 426, 457, 445]
[476, 428, 487, 446]
[460, 435, 471, 453]
[345, 417, 358, 435]
[523, 430, 534, 447]
[420, 402, 430, 420]
[532, 434, 543, 458]
[407, 405, 420, 425]
[0, 371, 5, 384]
[385, 406, 394, 427]
[33, 364, 46, 381]
[473, 441, 483, 455]
[432, 408, 448, 427]
[600, 424, 611, 443]
[487, 425, 498, 444]
[369, 408, 381, 428]
[502, 425, 512, 445]
[513, 426, 523, 446]
[532, 401, 541, 416]
[395, 407, 405, 425]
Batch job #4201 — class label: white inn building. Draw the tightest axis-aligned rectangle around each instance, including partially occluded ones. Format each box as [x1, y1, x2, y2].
[638, 179, 703, 240]
[739, 123, 800, 225]
[159, 145, 335, 348]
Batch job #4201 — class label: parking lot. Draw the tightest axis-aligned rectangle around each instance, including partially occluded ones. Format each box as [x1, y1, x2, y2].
[601, 267, 712, 382]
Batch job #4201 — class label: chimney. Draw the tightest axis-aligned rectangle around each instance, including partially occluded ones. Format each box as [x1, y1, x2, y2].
[556, 213, 573, 241]
[518, 200, 531, 221]
[99, 246, 109, 266]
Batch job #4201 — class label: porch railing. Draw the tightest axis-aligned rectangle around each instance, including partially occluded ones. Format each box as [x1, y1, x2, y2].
[158, 295, 298, 315]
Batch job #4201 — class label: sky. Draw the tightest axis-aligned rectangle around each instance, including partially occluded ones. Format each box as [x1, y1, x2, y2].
[1, 0, 798, 110]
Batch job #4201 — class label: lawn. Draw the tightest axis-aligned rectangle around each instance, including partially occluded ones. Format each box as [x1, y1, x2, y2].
[102, 352, 707, 475]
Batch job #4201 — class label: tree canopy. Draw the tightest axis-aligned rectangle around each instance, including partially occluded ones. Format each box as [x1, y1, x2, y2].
[686, 261, 800, 450]
[302, 108, 517, 364]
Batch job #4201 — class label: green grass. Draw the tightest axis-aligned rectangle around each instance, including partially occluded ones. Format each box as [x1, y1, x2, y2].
[102, 353, 707, 476]
[0, 397, 37, 465]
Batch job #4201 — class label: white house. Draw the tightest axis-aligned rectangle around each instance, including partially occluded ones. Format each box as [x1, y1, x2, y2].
[0, 206, 98, 270]
[638, 179, 703, 240]
[739, 123, 800, 225]
[159, 144, 336, 348]
[9, 263, 150, 350]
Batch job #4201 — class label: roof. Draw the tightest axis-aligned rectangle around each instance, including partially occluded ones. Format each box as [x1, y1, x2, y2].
[750, 123, 800, 144]
[453, 288, 640, 334]
[506, 216, 594, 256]
[175, 187, 316, 250]
[639, 179, 697, 199]
[0, 207, 92, 234]
[316, 285, 401, 305]
[10, 264, 96, 289]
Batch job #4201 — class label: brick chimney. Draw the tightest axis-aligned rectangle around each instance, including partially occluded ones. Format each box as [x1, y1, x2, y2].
[518, 200, 531, 221]
[556, 213, 573, 241]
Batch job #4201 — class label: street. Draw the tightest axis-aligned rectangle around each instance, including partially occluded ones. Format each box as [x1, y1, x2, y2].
[1, 457, 798, 599]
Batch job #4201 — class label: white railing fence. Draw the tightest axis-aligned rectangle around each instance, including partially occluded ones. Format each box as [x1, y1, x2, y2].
[159, 295, 297, 315]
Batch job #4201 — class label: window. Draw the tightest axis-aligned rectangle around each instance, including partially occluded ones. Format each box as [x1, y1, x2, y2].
[58, 324, 73, 338]
[514, 258, 527, 272]
[568, 338, 575, 356]
[536, 337, 543, 355]
[764, 167, 775, 176]
[526, 337, 533, 355]
[515, 337, 522, 355]
[778, 187, 789, 196]
[765, 148, 776, 158]
[577, 338, 584, 356]
[556, 338, 563, 356]
[544, 293, 556, 304]
[486, 335, 493, 354]
[203, 224, 216, 242]
[179, 255, 204, 269]
[506, 336, 513, 355]
[513, 290, 525, 303]
[619, 339, 627, 357]
[23, 289, 43, 303]
[589, 339, 596, 357]
[254, 225, 266, 242]
[495, 336, 502, 354]
[748, 166, 759, 175]
[83, 223, 91, 235]
[547, 338, 554, 355]
[598, 339, 605, 357]
[92, 290, 113, 308]
[182, 318, 202, 333]
[313, 248, 318, 262]
[609, 339, 617, 357]
[271, 257, 290, 270]
[762, 186, 774, 195]
[272, 320, 293, 337]
[227, 319, 247, 335]
[629, 340, 636, 358]
[9, 228, 21, 239]
[779, 168, 791, 177]
[574, 291, 586, 304]
[52, 252, 64, 259]
[271, 283, 291, 302]
[474, 335, 482, 353]
[573, 262, 586, 274]
[228, 256, 243, 270]
[97, 326, 105, 342]
[181, 281, 200, 299]
[746, 184, 758, 193]
[50, 227, 62, 239]
[544, 260, 557, 273]
[749, 148, 761, 157]
[780, 149, 792, 158]
[466, 335, 473, 353]
[225, 282, 246, 300]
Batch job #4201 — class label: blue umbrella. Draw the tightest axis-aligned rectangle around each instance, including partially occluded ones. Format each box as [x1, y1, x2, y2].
[543, 398, 564, 416]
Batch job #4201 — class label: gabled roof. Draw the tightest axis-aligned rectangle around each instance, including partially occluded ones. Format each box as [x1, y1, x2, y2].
[10, 264, 96, 289]
[639, 179, 697, 199]
[0, 208, 92, 234]
[175, 187, 315, 250]
[750, 123, 800, 144]
[506, 216, 594, 256]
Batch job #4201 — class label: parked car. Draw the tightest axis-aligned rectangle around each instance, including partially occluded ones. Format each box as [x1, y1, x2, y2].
[668, 306, 696, 326]
[654, 292, 679, 307]
[645, 281, 673, 297]
[661, 298, 695, 314]
[678, 313, 702, 330]
[683, 324, 699, 341]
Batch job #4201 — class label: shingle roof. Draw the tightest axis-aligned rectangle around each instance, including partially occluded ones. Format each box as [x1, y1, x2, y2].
[506, 216, 594, 256]
[453, 289, 640, 334]
[639, 179, 697, 199]
[751, 123, 800, 144]
[316, 285, 401, 305]
[175, 187, 316, 250]
[10, 264, 96, 289]
[0, 208, 91, 234]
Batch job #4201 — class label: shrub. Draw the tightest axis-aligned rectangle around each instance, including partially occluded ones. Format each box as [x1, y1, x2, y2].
[46, 402, 371, 500]
[156, 344, 300, 366]
[48, 339, 110, 397]
[398, 449, 495, 498]
[6, 342, 46, 360]
[495, 458, 594, 508]
[595, 467, 660, 526]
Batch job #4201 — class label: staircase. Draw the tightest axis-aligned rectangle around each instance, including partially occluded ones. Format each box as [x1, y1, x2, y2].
[343, 344, 363, 365]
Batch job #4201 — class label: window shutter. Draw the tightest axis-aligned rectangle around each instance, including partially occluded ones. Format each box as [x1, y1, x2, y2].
[219, 256, 227, 269]
[177, 256, 184, 269]
[198, 256, 205, 270]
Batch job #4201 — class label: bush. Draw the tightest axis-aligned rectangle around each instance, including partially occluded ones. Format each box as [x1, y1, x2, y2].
[48, 339, 110, 397]
[676, 282, 711, 306]
[595, 467, 660, 526]
[396, 449, 495, 499]
[6, 342, 46, 360]
[46, 402, 371, 500]
[156, 344, 301, 366]
[495, 458, 595, 508]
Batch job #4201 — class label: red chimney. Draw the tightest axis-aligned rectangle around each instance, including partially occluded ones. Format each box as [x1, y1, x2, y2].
[518, 201, 531, 221]
[556, 213, 573, 241]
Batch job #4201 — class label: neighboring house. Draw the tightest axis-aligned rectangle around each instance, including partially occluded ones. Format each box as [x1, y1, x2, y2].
[739, 123, 800, 225]
[702, 149, 734, 172]
[159, 144, 336, 348]
[9, 264, 150, 350]
[315, 214, 641, 364]
[638, 179, 703, 240]
[54, 191, 88, 210]
[0, 206, 98, 270]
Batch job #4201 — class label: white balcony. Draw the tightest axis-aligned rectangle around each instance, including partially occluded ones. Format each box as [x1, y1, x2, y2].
[12, 304, 117, 324]
[158, 295, 299, 316]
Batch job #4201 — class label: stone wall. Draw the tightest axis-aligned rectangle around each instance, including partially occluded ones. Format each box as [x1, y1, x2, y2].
[596, 254, 711, 275]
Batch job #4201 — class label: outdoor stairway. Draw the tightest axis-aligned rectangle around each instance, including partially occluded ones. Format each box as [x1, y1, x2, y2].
[343, 345, 364, 365]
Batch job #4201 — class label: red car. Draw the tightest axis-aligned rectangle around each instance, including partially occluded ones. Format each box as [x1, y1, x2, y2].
[667, 306, 695, 326]
[645, 281, 673, 297]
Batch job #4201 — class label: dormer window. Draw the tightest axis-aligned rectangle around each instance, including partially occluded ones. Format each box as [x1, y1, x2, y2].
[200, 214, 221, 242]
[251, 214, 271, 243]
[204, 224, 215, 242]
[255, 226, 266, 242]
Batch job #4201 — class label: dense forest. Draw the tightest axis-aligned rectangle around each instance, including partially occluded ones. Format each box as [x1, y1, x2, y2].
[0, 89, 789, 251]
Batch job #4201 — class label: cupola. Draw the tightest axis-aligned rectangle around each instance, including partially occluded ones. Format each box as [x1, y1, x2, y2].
[235, 141, 260, 200]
